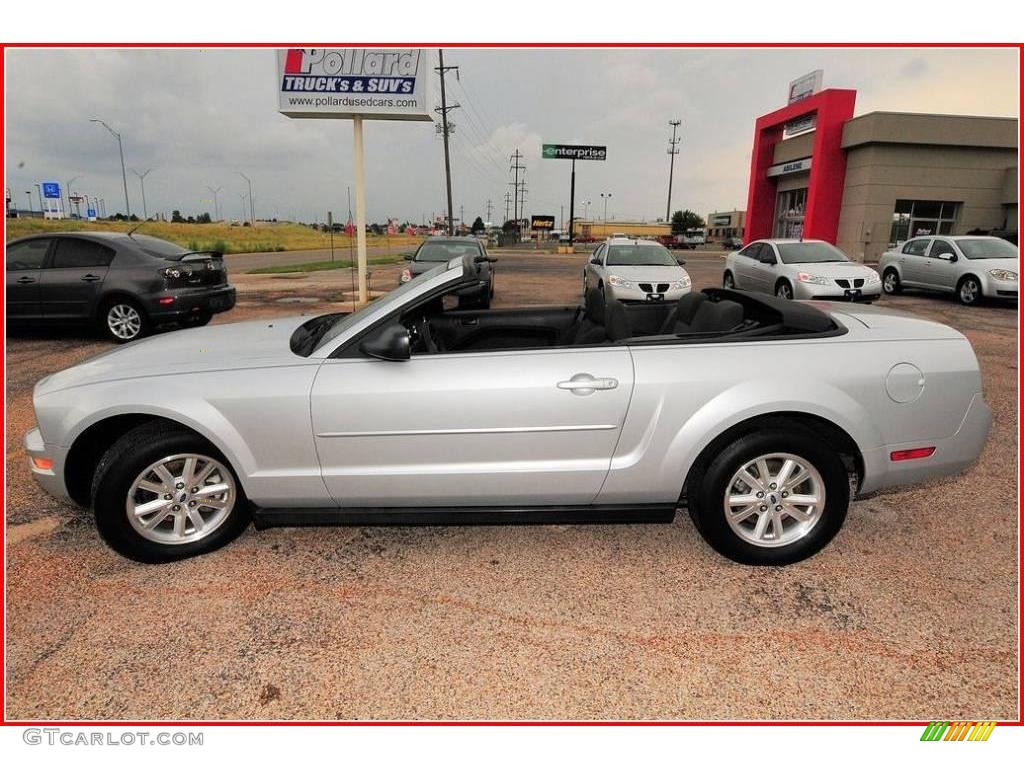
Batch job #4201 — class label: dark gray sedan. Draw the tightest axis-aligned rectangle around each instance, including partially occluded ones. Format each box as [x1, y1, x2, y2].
[5, 231, 236, 342]
[400, 236, 495, 307]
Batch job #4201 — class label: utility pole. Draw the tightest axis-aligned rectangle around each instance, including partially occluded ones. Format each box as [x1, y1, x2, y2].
[238, 172, 255, 226]
[486, 199, 493, 223]
[132, 168, 152, 220]
[666, 119, 682, 222]
[459, 203, 464, 233]
[504, 191, 512, 223]
[435, 49, 459, 236]
[207, 185, 222, 221]
[509, 148, 526, 233]
[90, 118, 131, 217]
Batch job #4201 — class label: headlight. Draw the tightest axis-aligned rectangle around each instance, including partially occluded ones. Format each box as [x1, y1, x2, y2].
[864, 271, 881, 284]
[989, 269, 1017, 281]
[607, 275, 634, 288]
[670, 276, 691, 289]
[400, 269, 412, 283]
[796, 272, 830, 286]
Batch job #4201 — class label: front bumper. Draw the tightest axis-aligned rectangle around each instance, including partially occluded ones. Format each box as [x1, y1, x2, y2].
[143, 284, 237, 322]
[982, 276, 1019, 299]
[794, 281, 882, 302]
[858, 392, 993, 495]
[24, 426, 71, 501]
[607, 284, 691, 304]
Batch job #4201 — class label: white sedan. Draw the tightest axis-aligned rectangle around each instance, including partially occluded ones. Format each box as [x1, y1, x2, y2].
[724, 239, 881, 301]
[583, 238, 691, 304]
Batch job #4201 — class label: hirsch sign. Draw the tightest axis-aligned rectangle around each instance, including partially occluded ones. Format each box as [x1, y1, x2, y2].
[277, 48, 432, 121]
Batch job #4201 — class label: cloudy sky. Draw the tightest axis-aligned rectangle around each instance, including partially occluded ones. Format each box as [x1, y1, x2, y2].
[4, 47, 1019, 225]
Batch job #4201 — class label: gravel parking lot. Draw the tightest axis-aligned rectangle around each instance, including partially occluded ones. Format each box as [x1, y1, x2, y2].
[5, 249, 1018, 721]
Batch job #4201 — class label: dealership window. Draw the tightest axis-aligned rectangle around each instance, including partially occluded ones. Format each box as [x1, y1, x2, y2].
[773, 188, 807, 238]
[889, 200, 960, 245]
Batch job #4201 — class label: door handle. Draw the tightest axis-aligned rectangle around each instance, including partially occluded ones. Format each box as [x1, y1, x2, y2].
[557, 373, 619, 395]
[16, 276, 36, 284]
[80, 274, 102, 282]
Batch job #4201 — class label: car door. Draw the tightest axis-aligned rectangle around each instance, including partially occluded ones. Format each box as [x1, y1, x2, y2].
[5, 238, 51, 320]
[926, 238, 959, 291]
[732, 243, 762, 289]
[748, 242, 779, 293]
[309, 344, 635, 507]
[898, 238, 931, 286]
[38, 237, 115, 319]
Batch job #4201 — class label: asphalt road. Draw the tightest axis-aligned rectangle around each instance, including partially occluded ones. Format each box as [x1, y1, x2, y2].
[4, 250, 1018, 720]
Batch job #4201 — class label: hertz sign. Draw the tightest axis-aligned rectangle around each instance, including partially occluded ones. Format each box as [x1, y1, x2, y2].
[531, 215, 556, 230]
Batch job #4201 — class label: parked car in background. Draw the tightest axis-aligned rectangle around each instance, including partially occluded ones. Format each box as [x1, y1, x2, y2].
[656, 234, 689, 250]
[400, 236, 495, 307]
[5, 231, 235, 342]
[878, 236, 1019, 305]
[584, 238, 691, 304]
[723, 239, 881, 302]
[26, 253, 991, 565]
[681, 228, 707, 249]
[722, 236, 744, 250]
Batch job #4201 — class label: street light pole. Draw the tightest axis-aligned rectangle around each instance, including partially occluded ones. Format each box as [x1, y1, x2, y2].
[601, 192, 612, 227]
[66, 176, 80, 220]
[34, 183, 43, 213]
[25, 190, 33, 214]
[238, 172, 255, 226]
[90, 118, 131, 217]
[132, 168, 152, 220]
[206, 186, 222, 221]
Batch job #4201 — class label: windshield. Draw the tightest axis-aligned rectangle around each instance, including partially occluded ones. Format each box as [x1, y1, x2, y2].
[128, 233, 192, 261]
[606, 244, 677, 267]
[313, 261, 451, 353]
[776, 242, 849, 265]
[957, 238, 1018, 260]
[415, 241, 480, 262]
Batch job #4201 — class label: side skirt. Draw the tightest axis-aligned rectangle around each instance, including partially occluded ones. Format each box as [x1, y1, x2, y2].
[250, 503, 678, 530]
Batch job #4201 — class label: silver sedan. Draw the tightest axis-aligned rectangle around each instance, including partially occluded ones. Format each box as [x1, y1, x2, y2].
[724, 239, 882, 301]
[583, 238, 691, 303]
[26, 253, 990, 566]
[878, 235, 1018, 305]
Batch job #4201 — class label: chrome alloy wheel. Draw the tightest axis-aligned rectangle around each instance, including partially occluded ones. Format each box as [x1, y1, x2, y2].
[126, 454, 236, 545]
[882, 271, 898, 293]
[723, 452, 826, 548]
[107, 303, 143, 340]
[959, 279, 979, 304]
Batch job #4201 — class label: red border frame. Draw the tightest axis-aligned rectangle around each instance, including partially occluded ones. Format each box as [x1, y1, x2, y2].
[1, 41, 1021, 729]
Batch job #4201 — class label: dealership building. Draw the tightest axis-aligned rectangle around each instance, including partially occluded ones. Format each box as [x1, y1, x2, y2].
[744, 87, 1018, 261]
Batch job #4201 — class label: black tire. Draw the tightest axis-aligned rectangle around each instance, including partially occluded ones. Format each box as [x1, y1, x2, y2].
[181, 311, 212, 328]
[687, 425, 849, 565]
[723, 271, 735, 289]
[881, 268, 901, 295]
[91, 421, 250, 563]
[957, 275, 982, 306]
[99, 298, 150, 343]
[775, 280, 793, 300]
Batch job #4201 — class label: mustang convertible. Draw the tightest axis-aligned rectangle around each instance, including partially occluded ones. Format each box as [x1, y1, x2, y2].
[26, 254, 991, 565]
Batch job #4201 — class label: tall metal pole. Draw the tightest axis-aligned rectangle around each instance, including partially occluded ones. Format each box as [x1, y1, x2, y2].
[90, 119, 131, 217]
[132, 168, 152, 220]
[437, 49, 456, 236]
[34, 183, 43, 213]
[207, 186, 222, 221]
[66, 176, 80, 220]
[666, 119, 681, 222]
[239, 172, 255, 226]
[25, 190, 33, 214]
[353, 117, 368, 303]
[568, 158, 576, 246]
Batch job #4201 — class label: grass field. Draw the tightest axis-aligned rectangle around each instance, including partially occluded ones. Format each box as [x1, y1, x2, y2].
[4, 218, 421, 255]
[247, 256, 403, 274]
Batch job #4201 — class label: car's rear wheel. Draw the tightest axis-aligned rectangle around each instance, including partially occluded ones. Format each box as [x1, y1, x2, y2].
[723, 271, 735, 289]
[101, 298, 149, 343]
[882, 268, 901, 295]
[957, 275, 982, 306]
[775, 280, 794, 300]
[91, 422, 250, 562]
[688, 427, 849, 565]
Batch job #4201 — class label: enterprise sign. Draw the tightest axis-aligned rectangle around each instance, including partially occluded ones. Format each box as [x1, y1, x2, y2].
[766, 157, 813, 177]
[542, 144, 607, 161]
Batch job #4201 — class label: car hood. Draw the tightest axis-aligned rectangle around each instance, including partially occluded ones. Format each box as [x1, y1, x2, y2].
[783, 262, 878, 279]
[961, 256, 1019, 272]
[604, 265, 688, 281]
[36, 316, 314, 395]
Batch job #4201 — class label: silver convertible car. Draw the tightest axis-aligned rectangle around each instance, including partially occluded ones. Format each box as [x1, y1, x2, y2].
[26, 254, 991, 565]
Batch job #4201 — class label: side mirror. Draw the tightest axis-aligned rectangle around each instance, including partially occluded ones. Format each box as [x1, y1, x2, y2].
[676, 257, 687, 266]
[590, 257, 601, 265]
[403, 253, 414, 261]
[359, 323, 411, 361]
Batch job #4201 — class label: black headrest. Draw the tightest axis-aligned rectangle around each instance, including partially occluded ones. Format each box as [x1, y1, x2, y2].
[660, 292, 706, 334]
[584, 287, 605, 325]
[604, 299, 632, 341]
[681, 299, 745, 334]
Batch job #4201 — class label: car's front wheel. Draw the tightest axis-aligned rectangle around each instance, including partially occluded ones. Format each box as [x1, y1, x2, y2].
[775, 280, 794, 300]
[723, 271, 735, 289]
[101, 298, 149, 343]
[91, 422, 250, 562]
[882, 268, 901, 295]
[687, 426, 849, 565]
[957, 275, 982, 306]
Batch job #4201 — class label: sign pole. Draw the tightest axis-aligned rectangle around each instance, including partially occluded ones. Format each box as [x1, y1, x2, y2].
[568, 158, 576, 246]
[353, 116, 368, 304]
